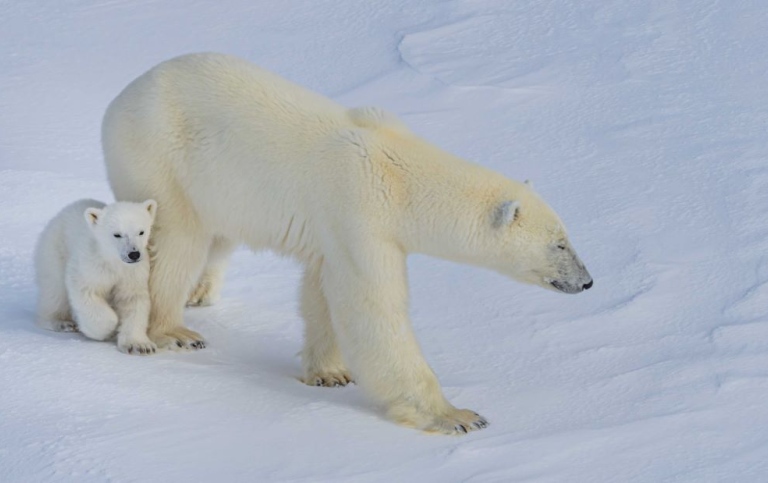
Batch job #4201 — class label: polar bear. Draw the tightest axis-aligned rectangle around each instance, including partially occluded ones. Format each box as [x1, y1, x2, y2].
[102, 53, 592, 434]
[35, 198, 158, 354]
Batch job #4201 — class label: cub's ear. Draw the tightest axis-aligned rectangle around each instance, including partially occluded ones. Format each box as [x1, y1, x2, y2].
[84, 207, 102, 226]
[493, 200, 521, 228]
[524, 179, 534, 190]
[143, 199, 157, 219]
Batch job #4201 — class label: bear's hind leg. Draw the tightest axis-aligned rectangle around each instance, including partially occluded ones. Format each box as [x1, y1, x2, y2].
[187, 236, 237, 307]
[36, 287, 77, 333]
[300, 261, 353, 387]
[35, 258, 76, 332]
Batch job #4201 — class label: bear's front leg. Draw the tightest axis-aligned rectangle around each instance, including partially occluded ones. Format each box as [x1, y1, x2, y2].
[68, 286, 119, 341]
[114, 288, 156, 355]
[322, 242, 488, 435]
[146, 225, 209, 350]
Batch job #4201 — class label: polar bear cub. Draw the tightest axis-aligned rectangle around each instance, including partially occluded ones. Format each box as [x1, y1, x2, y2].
[34, 198, 157, 354]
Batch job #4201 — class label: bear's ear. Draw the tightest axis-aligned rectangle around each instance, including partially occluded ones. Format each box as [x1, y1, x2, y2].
[84, 207, 102, 226]
[493, 200, 521, 228]
[524, 179, 534, 190]
[143, 199, 157, 219]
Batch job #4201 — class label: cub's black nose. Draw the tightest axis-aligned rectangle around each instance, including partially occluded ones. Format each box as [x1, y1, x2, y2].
[583, 280, 593, 290]
[128, 251, 141, 261]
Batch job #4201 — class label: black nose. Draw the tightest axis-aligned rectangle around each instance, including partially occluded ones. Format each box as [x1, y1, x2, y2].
[128, 251, 140, 261]
[583, 280, 593, 290]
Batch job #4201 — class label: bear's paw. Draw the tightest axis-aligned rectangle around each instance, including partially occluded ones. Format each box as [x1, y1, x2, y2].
[302, 370, 355, 388]
[391, 405, 489, 436]
[118, 338, 158, 355]
[150, 327, 206, 351]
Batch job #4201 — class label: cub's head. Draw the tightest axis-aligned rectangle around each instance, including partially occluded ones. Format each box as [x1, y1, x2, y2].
[84, 200, 157, 265]
[483, 182, 592, 294]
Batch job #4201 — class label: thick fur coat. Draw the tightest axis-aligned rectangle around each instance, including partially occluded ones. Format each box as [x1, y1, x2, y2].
[102, 53, 592, 433]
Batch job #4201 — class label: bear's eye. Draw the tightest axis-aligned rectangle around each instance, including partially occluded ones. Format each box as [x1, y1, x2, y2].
[139, 231, 144, 236]
[114, 233, 122, 238]
[556, 244, 566, 250]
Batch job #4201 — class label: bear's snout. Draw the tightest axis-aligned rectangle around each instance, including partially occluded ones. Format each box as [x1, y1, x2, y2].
[550, 275, 593, 294]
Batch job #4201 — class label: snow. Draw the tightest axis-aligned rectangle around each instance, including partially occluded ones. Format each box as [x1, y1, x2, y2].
[2, 1, 767, 481]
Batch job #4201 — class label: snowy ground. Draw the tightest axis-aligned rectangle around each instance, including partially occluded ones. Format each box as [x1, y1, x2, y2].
[2, 1, 768, 481]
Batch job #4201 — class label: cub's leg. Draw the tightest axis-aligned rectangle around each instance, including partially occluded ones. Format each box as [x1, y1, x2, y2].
[68, 285, 119, 341]
[187, 236, 237, 307]
[300, 261, 353, 387]
[322, 241, 488, 435]
[114, 286, 156, 355]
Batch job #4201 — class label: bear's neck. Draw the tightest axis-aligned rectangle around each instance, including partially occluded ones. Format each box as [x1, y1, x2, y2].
[399, 153, 512, 263]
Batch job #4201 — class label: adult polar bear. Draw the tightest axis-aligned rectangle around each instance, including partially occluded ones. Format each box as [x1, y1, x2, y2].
[102, 53, 592, 434]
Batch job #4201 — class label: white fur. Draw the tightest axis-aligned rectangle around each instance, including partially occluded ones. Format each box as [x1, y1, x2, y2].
[34, 198, 158, 354]
[102, 53, 592, 433]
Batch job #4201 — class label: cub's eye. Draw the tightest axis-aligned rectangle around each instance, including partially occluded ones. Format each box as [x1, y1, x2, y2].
[139, 231, 145, 236]
[114, 234, 122, 238]
[556, 244, 566, 250]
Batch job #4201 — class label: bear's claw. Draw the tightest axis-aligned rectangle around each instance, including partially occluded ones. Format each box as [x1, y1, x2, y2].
[303, 371, 354, 387]
[118, 339, 158, 356]
[432, 411, 488, 436]
[55, 321, 79, 332]
[393, 406, 489, 436]
[151, 327, 207, 351]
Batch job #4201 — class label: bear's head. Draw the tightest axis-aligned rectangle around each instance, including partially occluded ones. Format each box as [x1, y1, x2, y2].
[84, 200, 157, 265]
[483, 182, 592, 294]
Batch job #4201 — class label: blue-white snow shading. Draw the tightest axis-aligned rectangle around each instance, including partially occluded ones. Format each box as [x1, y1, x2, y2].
[1, 1, 767, 481]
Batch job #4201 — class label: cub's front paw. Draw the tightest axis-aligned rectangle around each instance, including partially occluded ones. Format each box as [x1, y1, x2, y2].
[150, 327, 206, 351]
[118, 338, 158, 355]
